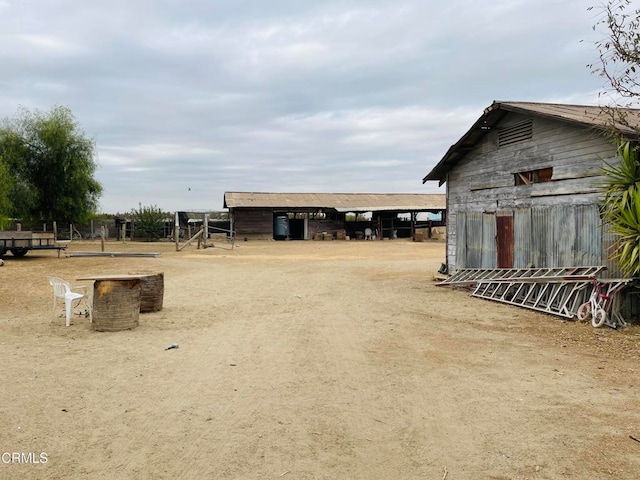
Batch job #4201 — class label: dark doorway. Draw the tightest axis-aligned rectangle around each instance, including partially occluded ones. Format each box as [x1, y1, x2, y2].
[289, 218, 305, 240]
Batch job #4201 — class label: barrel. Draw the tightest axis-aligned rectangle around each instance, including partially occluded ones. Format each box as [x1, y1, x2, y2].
[273, 215, 290, 239]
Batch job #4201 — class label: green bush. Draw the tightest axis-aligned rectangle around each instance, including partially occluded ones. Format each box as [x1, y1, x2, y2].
[132, 204, 165, 241]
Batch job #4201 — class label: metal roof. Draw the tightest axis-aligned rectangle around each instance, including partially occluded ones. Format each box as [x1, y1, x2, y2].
[223, 192, 446, 212]
[423, 101, 640, 185]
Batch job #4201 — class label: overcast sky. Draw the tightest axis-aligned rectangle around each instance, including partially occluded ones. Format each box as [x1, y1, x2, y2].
[0, 0, 612, 213]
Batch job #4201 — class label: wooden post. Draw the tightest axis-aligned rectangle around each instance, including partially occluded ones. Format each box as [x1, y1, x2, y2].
[204, 213, 209, 248]
[100, 226, 105, 252]
[70, 224, 73, 241]
[53, 221, 57, 240]
[16, 223, 21, 231]
[174, 212, 180, 251]
[121, 223, 126, 243]
[410, 212, 415, 241]
[177, 228, 203, 251]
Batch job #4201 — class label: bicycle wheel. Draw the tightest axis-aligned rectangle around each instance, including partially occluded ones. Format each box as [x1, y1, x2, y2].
[592, 308, 607, 328]
[577, 302, 591, 321]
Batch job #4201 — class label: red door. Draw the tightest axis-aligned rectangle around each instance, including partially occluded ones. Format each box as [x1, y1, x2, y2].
[496, 215, 514, 269]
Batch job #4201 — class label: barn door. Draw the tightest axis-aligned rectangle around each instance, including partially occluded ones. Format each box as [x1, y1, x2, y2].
[496, 215, 514, 269]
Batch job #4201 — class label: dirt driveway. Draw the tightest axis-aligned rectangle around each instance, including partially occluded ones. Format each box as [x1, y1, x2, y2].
[0, 239, 639, 479]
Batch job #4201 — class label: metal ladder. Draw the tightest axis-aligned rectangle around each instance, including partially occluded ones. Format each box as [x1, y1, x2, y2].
[471, 278, 596, 318]
[437, 266, 605, 286]
[438, 266, 606, 318]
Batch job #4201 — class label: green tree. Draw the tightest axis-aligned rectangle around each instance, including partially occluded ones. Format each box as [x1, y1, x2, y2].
[0, 105, 102, 223]
[0, 157, 12, 228]
[132, 204, 165, 241]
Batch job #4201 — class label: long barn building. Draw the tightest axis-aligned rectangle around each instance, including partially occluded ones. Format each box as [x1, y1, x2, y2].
[224, 192, 446, 241]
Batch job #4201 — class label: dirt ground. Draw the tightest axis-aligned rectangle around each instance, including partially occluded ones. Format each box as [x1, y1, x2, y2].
[0, 239, 639, 480]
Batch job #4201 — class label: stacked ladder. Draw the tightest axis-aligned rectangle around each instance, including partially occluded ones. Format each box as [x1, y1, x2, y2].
[438, 266, 605, 318]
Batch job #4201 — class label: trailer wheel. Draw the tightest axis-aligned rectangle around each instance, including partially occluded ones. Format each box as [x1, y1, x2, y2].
[10, 248, 28, 257]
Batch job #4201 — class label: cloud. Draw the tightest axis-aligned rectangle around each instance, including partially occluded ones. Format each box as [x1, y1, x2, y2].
[0, 0, 605, 212]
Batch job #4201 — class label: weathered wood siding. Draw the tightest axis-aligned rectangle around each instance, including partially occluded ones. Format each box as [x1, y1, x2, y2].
[232, 208, 274, 239]
[447, 112, 618, 274]
[232, 209, 347, 240]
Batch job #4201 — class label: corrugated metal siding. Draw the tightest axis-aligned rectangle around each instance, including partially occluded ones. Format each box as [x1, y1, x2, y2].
[530, 205, 603, 269]
[456, 212, 466, 269]
[457, 204, 608, 271]
[481, 213, 497, 268]
[514, 208, 532, 268]
[465, 212, 484, 267]
[530, 208, 548, 267]
[555, 205, 576, 268]
[453, 211, 497, 269]
[575, 205, 603, 268]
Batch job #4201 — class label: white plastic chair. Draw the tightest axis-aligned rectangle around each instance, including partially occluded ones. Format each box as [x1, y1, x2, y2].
[364, 228, 372, 240]
[47, 276, 92, 327]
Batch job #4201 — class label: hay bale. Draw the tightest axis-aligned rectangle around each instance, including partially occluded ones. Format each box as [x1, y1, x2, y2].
[129, 271, 164, 313]
[92, 279, 141, 332]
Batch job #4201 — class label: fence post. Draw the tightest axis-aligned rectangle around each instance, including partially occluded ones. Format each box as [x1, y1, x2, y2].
[174, 212, 179, 251]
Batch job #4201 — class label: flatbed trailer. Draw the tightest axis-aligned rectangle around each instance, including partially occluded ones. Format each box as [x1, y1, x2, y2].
[0, 231, 67, 257]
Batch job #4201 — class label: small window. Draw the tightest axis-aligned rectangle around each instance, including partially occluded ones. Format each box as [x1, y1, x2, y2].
[515, 167, 553, 186]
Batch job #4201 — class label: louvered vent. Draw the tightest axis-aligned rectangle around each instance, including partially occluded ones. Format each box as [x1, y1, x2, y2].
[498, 120, 533, 148]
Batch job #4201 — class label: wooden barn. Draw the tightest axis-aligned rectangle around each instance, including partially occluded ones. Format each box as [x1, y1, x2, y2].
[422, 101, 640, 277]
[223, 192, 446, 241]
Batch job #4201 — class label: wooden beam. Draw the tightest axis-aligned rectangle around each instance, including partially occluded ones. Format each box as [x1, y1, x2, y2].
[178, 228, 203, 251]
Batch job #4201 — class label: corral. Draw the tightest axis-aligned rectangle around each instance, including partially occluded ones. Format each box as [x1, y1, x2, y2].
[1, 240, 639, 479]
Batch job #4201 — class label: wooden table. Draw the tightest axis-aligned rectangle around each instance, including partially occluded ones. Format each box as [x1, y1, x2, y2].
[77, 274, 145, 331]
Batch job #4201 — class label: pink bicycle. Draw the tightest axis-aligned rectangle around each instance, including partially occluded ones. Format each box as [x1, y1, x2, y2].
[577, 279, 610, 328]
